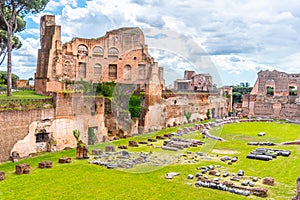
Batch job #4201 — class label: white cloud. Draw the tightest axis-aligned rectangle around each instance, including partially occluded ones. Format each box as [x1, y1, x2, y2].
[1, 0, 300, 85]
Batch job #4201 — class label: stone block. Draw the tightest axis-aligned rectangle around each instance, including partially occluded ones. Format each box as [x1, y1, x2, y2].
[59, 157, 72, 163]
[16, 164, 30, 174]
[39, 161, 53, 168]
[105, 146, 116, 152]
[262, 177, 275, 186]
[0, 171, 5, 181]
[92, 149, 103, 155]
[128, 141, 139, 147]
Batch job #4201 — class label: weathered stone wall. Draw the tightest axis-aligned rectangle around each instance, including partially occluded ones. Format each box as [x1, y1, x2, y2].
[0, 109, 54, 161]
[154, 92, 229, 130]
[0, 92, 108, 161]
[243, 70, 300, 119]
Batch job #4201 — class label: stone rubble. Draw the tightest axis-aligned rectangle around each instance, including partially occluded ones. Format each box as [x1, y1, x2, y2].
[16, 164, 30, 174]
[0, 171, 5, 181]
[59, 157, 72, 163]
[38, 161, 53, 168]
[89, 151, 177, 169]
[246, 148, 291, 161]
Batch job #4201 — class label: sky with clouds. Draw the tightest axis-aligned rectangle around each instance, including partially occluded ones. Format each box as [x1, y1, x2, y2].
[1, 0, 300, 86]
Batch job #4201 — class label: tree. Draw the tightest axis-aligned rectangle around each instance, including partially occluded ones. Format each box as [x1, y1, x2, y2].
[0, 12, 24, 66]
[0, 70, 19, 84]
[0, 0, 49, 96]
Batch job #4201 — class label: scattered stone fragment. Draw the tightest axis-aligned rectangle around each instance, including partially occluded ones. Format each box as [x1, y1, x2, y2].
[251, 187, 268, 198]
[118, 145, 128, 149]
[59, 157, 71, 163]
[105, 146, 116, 152]
[258, 132, 266, 136]
[38, 161, 52, 168]
[92, 149, 103, 155]
[249, 182, 254, 187]
[187, 174, 194, 179]
[209, 170, 216, 175]
[247, 148, 290, 161]
[252, 177, 258, 182]
[138, 141, 148, 145]
[156, 135, 166, 140]
[162, 146, 178, 151]
[241, 181, 249, 186]
[16, 164, 30, 174]
[223, 172, 229, 177]
[248, 141, 275, 146]
[107, 163, 118, 169]
[128, 141, 139, 147]
[0, 171, 5, 181]
[220, 156, 231, 162]
[230, 176, 240, 181]
[262, 177, 275, 186]
[237, 170, 244, 176]
[208, 165, 214, 170]
[165, 172, 180, 179]
[148, 138, 157, 142]
[231, 156, 238, 162]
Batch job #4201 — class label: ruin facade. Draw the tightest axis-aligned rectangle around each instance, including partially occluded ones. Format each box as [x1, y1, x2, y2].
[174, 70, 213, 92]
[242, 70, 300, 119]
[34, 15, 164, 95]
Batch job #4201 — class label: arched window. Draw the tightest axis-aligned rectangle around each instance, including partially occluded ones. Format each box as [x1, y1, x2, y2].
[92, 46, 104, 57]
[124, 65, 132, 80]
[108, 47, 119, 57]
[62, 60, 75, 78]
[78, 44, 88, 56]
[289, 85, 297, 96]
[266, 86, 274, 96]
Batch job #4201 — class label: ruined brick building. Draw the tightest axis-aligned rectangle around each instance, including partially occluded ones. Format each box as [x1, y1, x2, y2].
[34, 15, 164, 95]
[174, 70, 213, 92]
[242, 70, 300, 119]
[0, 15, 232, 161]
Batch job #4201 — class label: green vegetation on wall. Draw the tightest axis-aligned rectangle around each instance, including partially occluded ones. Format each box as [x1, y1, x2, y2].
[129, 94, 141, 119]
[96, 82, 116, 97]
[231, 85, 253, 105]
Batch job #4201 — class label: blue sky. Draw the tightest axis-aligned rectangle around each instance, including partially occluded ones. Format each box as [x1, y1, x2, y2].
[1, 0, 300, 87]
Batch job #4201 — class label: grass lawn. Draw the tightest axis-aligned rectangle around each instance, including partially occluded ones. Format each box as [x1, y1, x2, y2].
[0, 90, 51, 100]
[0, 122, 299, 199]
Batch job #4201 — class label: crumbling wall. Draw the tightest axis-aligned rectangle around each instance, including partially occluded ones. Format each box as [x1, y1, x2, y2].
[0, 109, 54, 161]
[243, 70, 300, 119]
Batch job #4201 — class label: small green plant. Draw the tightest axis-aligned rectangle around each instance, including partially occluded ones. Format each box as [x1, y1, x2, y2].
[206, 109, 211, 119]
[184, 111, 192, 122]
[73, 129, 84, 147]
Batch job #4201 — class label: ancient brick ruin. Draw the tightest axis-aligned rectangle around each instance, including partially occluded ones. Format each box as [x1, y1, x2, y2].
[242, 70, 300, 119]
[34, 15, 164, 95]
[0, 14, 232, 161]
[174, 70, 213, 92]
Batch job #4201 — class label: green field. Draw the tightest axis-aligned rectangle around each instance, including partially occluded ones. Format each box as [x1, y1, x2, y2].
[0, 90, 51, 100]
[0, 122, 299, 200]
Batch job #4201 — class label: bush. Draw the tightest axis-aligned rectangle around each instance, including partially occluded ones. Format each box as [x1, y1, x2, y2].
[129, 94, 141, 118]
